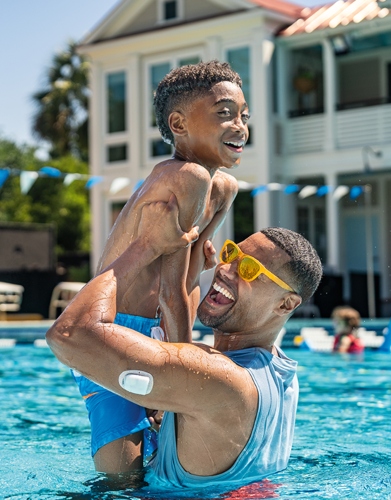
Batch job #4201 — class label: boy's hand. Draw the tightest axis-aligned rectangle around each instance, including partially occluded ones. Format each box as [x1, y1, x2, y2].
[203, 240, 217, 271]
[139, 194, 199, 256]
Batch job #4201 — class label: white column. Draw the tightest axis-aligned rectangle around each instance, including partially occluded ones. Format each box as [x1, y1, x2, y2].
[205, 36, 222, 61]
[275, 42, 288, 157]
[326, 171, 339, 272]
[252, 29, 273, 231]
[322, 38, 336, 151]
[89, 62, 105, 273]
[127, 54, 141, 175]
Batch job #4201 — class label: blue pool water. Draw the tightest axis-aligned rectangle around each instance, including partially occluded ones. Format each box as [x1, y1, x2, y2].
[2, 344, 391, 499]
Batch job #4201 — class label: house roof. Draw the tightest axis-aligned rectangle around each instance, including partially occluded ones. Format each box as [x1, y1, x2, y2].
[248, 0, 304, 18]
[80, 0, 303, 46]
[279, 0, 391, 36]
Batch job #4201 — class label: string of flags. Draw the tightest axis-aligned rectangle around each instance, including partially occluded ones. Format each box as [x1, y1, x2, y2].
[238, 181, 369, 200]
[0, 166, 369, 200]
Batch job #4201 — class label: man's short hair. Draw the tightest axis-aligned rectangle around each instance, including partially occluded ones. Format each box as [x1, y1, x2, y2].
[154, 60, 242, 146]
[260, 227, 323, 303]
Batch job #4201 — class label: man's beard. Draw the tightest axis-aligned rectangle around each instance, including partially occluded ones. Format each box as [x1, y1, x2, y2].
[197, 297, 233, 329]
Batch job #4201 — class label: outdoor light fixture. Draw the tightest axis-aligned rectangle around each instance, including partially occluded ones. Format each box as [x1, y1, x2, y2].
[330, 35, 351, 54]
[362, 146, 382, 172]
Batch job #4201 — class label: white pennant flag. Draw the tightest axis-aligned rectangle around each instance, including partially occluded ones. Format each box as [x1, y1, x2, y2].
[109, 177, 131, 194]
[333, 185, 350, 200]
[267, 183, 283, 191]
[299, 185, 317, 199]
[237, 180, 255, 190]
[20, 171, 39, 194]
[64, 173, 83, 186]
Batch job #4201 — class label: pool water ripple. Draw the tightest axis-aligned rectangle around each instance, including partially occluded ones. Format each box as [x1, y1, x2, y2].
[2, 346, 391, 499]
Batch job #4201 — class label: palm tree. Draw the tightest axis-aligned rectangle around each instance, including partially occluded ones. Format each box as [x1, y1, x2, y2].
[32, 41, 89, 160]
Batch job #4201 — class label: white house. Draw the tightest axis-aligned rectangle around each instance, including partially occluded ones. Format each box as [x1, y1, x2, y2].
[78, 0, 391, 317]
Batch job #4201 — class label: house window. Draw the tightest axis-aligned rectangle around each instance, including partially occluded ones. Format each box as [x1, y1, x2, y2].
[150, 62, 171, 127]
[227, 47, 251, 109]
[147, 54, 201, 158]
[111, 202, 126, 227]
[233, 191, 254, 243]
[107, 144, 127, 163]
[158, 0, 182, 23]
[164, 1, 177, 20]
[151, 139, 172, 157]
[179, 56, 200, 67]
[226, 47, 252, 144]
[107, 72, 126, 133]
[297, 204, 326, 263]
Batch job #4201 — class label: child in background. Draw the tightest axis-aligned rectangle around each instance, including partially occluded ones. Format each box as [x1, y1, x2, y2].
[332, 306, 364, 353]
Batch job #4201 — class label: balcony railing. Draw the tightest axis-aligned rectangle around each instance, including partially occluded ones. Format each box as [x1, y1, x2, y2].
[285, 101, 391, 154]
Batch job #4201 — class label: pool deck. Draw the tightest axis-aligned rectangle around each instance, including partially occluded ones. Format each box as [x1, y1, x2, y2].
[0, 320, 54, 344]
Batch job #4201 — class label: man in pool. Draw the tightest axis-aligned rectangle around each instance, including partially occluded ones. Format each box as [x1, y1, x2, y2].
[46, 197, 322, 491]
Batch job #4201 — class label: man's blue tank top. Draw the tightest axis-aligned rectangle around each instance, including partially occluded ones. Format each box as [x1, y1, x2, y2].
[144, 346, 298, 491]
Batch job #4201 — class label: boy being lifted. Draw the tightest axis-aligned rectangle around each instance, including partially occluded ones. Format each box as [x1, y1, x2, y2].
[73, 60, 250, 474]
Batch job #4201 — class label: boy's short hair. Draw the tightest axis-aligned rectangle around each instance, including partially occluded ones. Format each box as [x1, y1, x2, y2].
[154, 60, 242, 146]
[260, 227, 323, 304]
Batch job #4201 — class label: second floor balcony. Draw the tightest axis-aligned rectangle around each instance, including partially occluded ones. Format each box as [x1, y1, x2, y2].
[276, 23, 391, 157]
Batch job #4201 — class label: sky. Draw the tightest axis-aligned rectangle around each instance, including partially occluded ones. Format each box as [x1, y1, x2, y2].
[0, 0, 327, 155]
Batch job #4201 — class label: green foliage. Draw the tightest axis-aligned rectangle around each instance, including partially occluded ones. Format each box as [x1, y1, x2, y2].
[32, 41, 90, 161]
[0, 137, 90, 255]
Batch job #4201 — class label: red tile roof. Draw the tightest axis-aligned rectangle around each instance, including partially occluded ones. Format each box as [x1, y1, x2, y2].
[279, 0, 391, 36]
[248, 0, 304, 17]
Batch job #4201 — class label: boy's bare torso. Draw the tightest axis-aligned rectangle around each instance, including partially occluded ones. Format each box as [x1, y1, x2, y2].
[97, 158, 238, 319]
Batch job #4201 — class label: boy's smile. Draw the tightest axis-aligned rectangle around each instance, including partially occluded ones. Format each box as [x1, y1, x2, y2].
[174, 81, 250, 171]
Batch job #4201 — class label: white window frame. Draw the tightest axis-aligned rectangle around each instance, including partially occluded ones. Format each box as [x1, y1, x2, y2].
[223, 43, 253, 149]
[143, 49, 204, 165]
[157, 0, 184, 24]
[103, 66, 129, 168]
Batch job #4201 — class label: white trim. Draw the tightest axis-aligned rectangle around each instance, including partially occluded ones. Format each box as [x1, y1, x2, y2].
[102, 67, 130, 169]
[81, 0, 152, 45]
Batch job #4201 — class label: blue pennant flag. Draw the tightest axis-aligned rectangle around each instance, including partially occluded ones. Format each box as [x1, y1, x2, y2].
[316, 185, 331, 197]
[284, 184, 300, 194]
[40, 166, 61, 177]
[85, 176, 104, 189]
[350, 186, 364, 199]
[0, 169, 10, 188]
[251, 185, 268, 197]
[133, 179, 144, 192]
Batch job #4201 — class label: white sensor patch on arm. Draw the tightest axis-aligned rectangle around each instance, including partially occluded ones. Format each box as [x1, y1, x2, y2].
[118, 370, 154, 395]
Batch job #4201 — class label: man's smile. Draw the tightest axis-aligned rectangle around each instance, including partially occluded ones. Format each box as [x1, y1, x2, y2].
[206, 279, 235, 306]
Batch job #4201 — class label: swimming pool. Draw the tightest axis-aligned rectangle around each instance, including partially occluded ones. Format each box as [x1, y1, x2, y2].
[2, 344, 391, 499]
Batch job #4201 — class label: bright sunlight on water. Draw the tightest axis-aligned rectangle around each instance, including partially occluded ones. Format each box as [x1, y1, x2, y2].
[1, 344, 391, 499]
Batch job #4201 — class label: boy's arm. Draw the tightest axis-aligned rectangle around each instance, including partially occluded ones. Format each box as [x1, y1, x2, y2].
[159, 248, 193, 343]
[186, 175, 238, 297]
[159, 171, 237, 343]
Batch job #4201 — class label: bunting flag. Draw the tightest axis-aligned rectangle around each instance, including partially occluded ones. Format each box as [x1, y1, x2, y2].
[0, 165, 370, 201]
[248, 182, 369, 201]
[0, 169, 10, 188]
[109, 177, 131, 194]
[20, 171, 39, 194]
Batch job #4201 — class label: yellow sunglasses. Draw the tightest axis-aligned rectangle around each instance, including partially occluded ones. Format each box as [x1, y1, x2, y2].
[219, 240, 294, 292]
